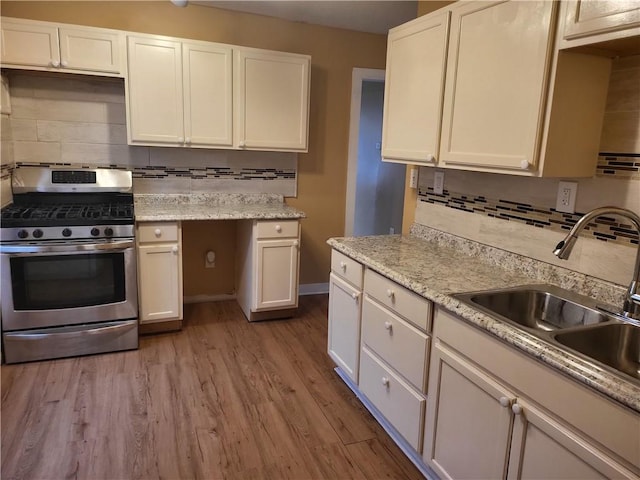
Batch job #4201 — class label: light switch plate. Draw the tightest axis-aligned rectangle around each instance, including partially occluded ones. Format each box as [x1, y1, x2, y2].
[434, 171, 444, 195]
[409, 168, 418, 189]
[556, 181, 578, 214]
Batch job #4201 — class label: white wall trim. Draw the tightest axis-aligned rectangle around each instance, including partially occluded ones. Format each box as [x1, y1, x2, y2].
[345, 67, 385, 237]
[299, 282, 329, 295]
[183, 293, 236, 304]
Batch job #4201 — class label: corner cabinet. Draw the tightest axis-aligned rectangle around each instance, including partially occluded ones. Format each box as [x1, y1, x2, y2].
[559, 0, 640, 49]
[1, 17, 125, 77]
[136, 222, 183, 331]
[235, 48, 310, 152]
[424, 308, 640, 479]
[126, 35, 233, 148]
[126, 33, 310, 152]
[381, 1, 613, 177]
[236, 219, 300, 322]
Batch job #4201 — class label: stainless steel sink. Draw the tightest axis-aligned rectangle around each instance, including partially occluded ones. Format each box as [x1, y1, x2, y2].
[454, 284, 640, 385]
[554, 323, 640, 382]
[455, 285, 609, 332]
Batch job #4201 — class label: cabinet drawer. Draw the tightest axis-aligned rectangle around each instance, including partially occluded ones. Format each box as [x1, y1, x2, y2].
[331, 250, 364, 289]
[362, 297, 429, 392]
[365, 269, 431, 331]
[137, 222, 179, 243]
[255, 220, 299, 239]
[360, 346, 426, 452]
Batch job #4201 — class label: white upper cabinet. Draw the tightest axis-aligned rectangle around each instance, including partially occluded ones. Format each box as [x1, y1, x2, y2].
[382, 1, 614, 177]
[560, 0, 640, 48]
[127, 35, 233, 148]
[381, 11, 449, 165]
[127, 36, 184, 145]
[1, 17, 124, 76]
[126, 34, 310, 152]
[235, 48, 310, 152]
[183, 42, 233, 147]
[440, 1, 556, 172]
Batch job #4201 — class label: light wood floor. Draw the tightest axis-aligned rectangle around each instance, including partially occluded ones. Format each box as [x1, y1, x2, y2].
[1, 295, 424, 480]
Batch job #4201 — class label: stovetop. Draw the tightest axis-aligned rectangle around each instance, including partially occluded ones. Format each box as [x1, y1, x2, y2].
[1, 199, 134, 228]
[1, 167, 136, 243]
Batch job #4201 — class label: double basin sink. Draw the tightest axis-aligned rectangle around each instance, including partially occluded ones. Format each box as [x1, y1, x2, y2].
[454, 285, 640, 385]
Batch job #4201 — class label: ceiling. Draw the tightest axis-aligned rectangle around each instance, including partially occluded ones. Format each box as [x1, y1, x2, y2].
[190, 1, 418, 34]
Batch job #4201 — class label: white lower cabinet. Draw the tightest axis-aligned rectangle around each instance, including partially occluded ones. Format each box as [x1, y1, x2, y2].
[425, 343, 514, 479]
[328, 272, 362, 383]
[358, 268, 432, 454]
[424, 308, 639, 479]
[136, 222, 183, 324]
[359, 345, 426, 451]
[236, 219, 300, 321]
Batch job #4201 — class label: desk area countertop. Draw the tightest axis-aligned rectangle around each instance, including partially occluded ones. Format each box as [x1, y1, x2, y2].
[133, 194, 306, 222]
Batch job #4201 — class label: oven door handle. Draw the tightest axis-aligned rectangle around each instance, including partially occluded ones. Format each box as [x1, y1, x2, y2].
[0, 240, 135, 254]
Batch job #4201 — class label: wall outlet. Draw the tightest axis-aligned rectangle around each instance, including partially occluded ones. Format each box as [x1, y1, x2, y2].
[409, 167, 418, 189]
[433, 171, 444, 195]
[556, 181, 578, 214]
[205, 250, 216, 268]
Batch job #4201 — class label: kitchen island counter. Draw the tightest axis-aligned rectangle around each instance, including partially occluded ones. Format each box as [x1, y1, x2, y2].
[328, 229, 640, 413]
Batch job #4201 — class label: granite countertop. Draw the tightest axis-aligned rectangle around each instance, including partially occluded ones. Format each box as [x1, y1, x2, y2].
[327, 234, 640, 413]
[134, 193, 306, 222]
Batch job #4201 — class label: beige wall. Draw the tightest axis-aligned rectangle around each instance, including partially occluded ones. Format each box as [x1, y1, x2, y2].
[1, 1, 388, 290]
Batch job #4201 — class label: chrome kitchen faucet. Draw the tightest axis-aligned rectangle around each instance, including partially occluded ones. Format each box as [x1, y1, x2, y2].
[553, 207, 640, 322]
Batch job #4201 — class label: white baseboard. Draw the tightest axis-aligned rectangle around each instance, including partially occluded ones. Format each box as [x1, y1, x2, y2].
[299, 282, 329, 295]
[183, 293, 236, 304]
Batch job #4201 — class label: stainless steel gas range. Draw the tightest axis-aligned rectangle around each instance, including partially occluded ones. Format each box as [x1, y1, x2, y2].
[0, 167, 138, 363]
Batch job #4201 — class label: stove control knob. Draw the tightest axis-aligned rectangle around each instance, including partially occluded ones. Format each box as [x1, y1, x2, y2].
[62, 228, 72, 237]
[17, 230, 29, 239]
[91, 228, 100, 237]
[104, 227, 114, 237]
[32, 229, 43, 239]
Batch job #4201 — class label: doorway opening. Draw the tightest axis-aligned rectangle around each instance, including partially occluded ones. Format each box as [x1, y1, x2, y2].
[345, 68, 405, 237]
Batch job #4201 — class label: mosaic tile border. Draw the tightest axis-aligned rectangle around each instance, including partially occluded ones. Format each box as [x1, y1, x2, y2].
[418, 188, 639, 248]
[596, 153, 640, 179]
[1, 164, 13, 180]
[15, 162, 296, 182]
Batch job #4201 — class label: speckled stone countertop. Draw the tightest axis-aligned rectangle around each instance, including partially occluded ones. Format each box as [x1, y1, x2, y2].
[327, 233, 640, 413]
[134, 194, 306, 222]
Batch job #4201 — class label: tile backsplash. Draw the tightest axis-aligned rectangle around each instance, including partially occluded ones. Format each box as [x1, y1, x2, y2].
[418, 185, 638, 248]
[2, 71, 298, 196]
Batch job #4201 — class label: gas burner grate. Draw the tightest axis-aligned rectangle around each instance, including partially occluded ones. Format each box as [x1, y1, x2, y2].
[1, 202, 134, 227]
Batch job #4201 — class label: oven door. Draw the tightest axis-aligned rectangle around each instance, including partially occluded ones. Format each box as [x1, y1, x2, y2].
[0, 240, 138, 331]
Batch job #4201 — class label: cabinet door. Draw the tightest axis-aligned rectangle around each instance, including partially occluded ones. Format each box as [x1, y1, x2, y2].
[424, 342, 515, 479]
[1, 18, 59, 68]
[59, 27, 122, 74]
[254, 238, 299, 310]
[127, 36, 184, 144]
[508, 398, 637, 480]
[138, 243, 182, 323]
[440, 1, 556, 172]
[328, 273, 362, 383]
[562, 0, 640, 40]
[235, 49, 310, 151]
[381, 11, 449, 164]
[183, 42, 233, 147]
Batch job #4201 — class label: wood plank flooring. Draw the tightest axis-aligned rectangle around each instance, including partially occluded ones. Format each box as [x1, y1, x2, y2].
[1, 295, 424, 480]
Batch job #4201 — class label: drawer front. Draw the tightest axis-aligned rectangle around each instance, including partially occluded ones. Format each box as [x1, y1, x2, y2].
[255, 220, 299, 239]
[331, 249, 364, 289]
[360, 346, 426, 452]
[362, 297, 429, 392]
[137, 222, 179, 243]
[365, 269, 431, 331]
